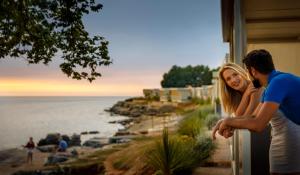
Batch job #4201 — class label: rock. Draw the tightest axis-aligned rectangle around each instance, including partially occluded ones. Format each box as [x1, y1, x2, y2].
[114, 131, 130, 136]
[119, 118, 134, 125]
[146, 108, 159, 116]
[81, 131, 88, 135]
[38, 133, 60, 146]
[36, 145, 56, 153]
[109, 135, 136, 144]
[139, 130, 148, 135]
[83, 137, 109, 148]
[46, 133, 60, 144]
[88, 131, 99, 134]
[70, 149, 79, 157]
[45, 155, 69, 166]
[129, 108, 142, 117]
[118, 108, 131, 116]
[37, 138, 47, 146]
[104, 108, 111, 112]
[69, 134, 81, 146]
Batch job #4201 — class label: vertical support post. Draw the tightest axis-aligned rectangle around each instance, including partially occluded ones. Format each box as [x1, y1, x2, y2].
[232, 0, 247, 175]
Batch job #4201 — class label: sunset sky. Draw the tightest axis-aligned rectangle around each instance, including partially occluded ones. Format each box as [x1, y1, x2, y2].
[0, 0, 228, 96]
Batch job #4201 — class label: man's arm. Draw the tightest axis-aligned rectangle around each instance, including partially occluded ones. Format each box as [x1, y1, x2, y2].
[219, 102, 279, 135]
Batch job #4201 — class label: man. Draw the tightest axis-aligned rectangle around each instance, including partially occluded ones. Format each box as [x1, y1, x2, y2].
[57, 137, 68, 152]
[213, 49, 300, 138]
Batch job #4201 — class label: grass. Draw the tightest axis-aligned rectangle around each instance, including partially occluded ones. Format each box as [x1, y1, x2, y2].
[146, 129, 197, 175]
[57, 144, 130, 175]
[177, 114, 205, 138]
[110, 137, 156, 174]
[177, 105, 214, 138]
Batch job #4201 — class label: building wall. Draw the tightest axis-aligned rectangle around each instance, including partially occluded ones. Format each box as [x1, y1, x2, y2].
[170, 88, 192, 103]
[147, 86, 214, 103]
[159, 89, 170, 102]
[248, 43, 300, 75]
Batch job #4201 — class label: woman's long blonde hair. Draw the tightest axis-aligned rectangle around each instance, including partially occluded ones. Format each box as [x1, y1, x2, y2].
[219, 63, 250, 114]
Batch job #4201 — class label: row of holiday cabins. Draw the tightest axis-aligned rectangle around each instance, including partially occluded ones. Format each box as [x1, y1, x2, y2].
[143, 85, 216, 103]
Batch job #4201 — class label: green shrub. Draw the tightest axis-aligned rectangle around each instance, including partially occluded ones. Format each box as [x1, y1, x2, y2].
[198, 105, 214, 118]
[177, 105, 214, 138]
[191, 97, 212, 105]
[147, 129, 196, 175]
[177, 114, 204, 138]
[193, 135, 216, 163]
[205, 113, 220, 130]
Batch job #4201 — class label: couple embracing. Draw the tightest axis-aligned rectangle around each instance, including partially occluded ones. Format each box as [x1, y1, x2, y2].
[213, 49, 300, 175]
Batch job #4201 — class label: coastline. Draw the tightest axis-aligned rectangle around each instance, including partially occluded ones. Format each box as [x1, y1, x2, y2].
[0, 97, 184, 175]
[0, 96, 129, 152]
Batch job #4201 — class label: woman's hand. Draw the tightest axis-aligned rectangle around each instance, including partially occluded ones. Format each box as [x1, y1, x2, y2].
[244, 83, 258, 96]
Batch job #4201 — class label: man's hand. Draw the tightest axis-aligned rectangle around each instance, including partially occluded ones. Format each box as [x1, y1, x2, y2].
[212, 119, 224, 140]
[218, 118, 233, 137]
[212, 118, 234, 140]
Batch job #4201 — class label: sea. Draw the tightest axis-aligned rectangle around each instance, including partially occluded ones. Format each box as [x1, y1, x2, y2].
[0, 96, 129, 151]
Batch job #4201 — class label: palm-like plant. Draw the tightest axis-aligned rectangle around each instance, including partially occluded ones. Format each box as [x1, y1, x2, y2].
[147, 128, 196, 175]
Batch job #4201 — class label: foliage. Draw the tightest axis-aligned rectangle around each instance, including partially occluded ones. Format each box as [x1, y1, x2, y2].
[113, 156, 131, 170]
[0, 0, 111, 82]
[110, 137, 156, 174]
[205, 113, 220, 130]
[214, 97, 220, 104]
[191, 97, 211, 105]
[161, 65, 214, 88]
[147, 129, 196, 175]
[177, 113, 205, 138]
[177, 105, 214, 138]
[198, 105, 214, 117]
[193, 135, 216, 162]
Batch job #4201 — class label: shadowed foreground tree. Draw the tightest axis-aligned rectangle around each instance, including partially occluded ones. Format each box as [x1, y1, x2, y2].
[161, 65, 213, 88]
[0, 0, 111, 82]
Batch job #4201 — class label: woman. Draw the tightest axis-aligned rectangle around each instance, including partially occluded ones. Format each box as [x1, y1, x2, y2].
[23, 137, 35, 164]
[216, 63, 300, 175]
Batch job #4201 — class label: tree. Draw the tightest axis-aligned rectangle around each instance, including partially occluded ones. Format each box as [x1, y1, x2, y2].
[161, 65, 214, 88]
[0, 0, 111, 82]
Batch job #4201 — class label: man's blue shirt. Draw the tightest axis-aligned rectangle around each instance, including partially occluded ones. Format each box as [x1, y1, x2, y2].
[59, 140, 68, 150]
[261, 70, 300, 125]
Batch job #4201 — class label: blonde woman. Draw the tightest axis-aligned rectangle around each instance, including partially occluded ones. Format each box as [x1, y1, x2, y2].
[213, 63, 300, 175]
[218, 63, 263, 117]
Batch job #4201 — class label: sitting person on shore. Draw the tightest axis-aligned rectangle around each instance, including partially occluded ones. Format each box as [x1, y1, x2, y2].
[213, 63, 300, 174]
[57, 137, 68, 152]
[23, 137, 35, 164]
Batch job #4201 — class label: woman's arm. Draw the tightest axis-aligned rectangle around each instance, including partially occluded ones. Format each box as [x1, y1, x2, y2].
[243, 88, 263, 115]
[234, 92, 250, 116]
[234, 83, 259, 116]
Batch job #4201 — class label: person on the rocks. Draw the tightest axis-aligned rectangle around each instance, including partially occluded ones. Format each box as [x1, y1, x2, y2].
[57, 137, 68, 152]
[23, 137, 35, 164]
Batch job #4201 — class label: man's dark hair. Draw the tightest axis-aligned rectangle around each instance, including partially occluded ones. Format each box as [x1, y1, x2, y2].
[242, 49, 275, 74]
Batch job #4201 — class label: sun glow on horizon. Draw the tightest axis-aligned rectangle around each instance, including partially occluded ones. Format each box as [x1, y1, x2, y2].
[0, 78, 146, 96]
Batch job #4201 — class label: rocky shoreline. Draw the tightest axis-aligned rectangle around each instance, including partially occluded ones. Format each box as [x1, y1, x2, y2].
[0, 97, 182, 175]
[106, 97, 176, 117]
[106, 97, 177, 129]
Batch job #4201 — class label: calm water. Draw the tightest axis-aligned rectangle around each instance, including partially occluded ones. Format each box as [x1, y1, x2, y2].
[0, 96, 129, 150]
